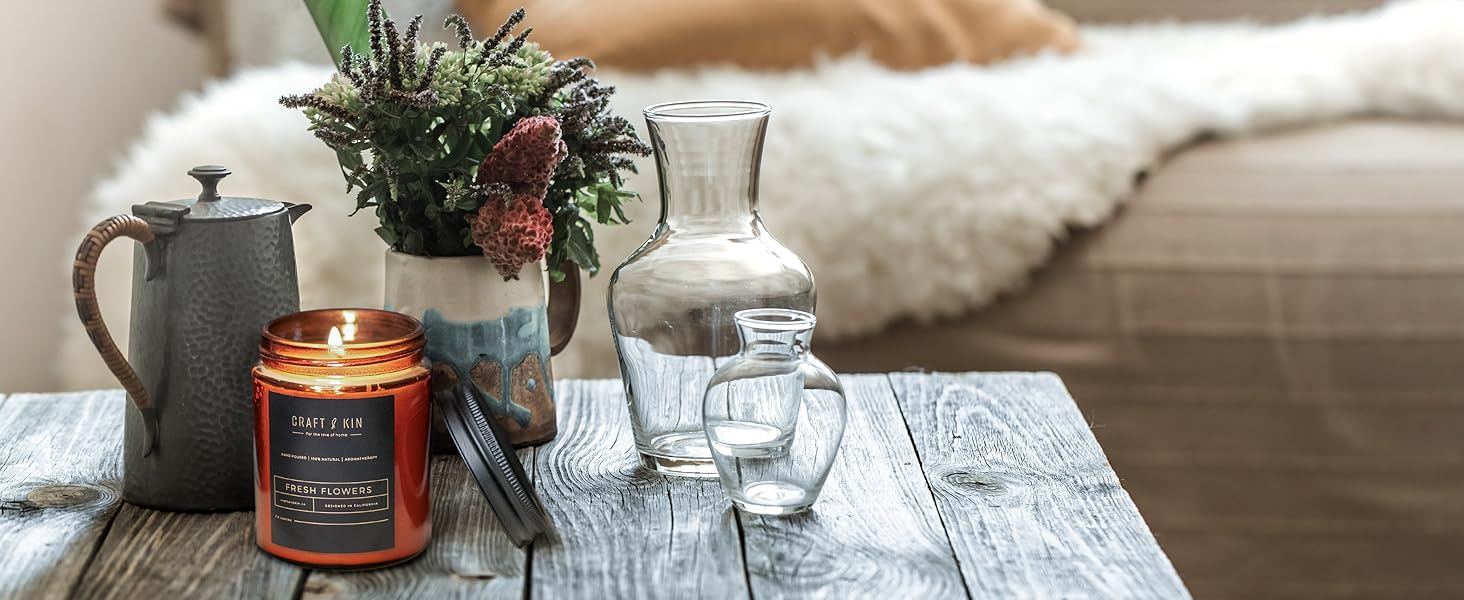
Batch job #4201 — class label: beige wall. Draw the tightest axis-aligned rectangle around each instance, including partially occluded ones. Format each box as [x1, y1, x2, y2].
[0, 3, 208, 391]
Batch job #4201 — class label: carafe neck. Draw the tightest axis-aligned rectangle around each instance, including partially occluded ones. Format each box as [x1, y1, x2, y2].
[645, 101, 770, 231]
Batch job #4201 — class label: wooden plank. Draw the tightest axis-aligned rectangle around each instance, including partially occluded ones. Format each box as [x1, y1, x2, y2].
[888, 372, 1190, 599]
[530, 379, 748, 599]
[302, 453, 533, 599]
[738, 374, 969, 598]
[73, 506, 301, 599]
[0, 391, 125, 599]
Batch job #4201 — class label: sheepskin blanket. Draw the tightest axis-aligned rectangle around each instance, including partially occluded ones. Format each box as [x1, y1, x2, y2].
[61, 1, 1464, 389]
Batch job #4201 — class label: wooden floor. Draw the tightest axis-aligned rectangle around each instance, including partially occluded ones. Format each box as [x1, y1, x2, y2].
[0, 373, 1188, 599]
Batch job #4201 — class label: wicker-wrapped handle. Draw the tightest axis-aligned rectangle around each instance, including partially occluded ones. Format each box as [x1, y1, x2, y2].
[73, 215, 159, 454]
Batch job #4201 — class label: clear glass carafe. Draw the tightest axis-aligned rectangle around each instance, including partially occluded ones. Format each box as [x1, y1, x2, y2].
[608, 101, 816, 477]
[703, 309, 845, 515]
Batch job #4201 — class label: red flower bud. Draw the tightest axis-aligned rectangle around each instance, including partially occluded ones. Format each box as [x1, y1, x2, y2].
[468, 191, 554, 279]
[476, 115, 568, 199]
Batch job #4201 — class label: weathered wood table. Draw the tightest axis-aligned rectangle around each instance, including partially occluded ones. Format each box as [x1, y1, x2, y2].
[1, 372, 1187, 598]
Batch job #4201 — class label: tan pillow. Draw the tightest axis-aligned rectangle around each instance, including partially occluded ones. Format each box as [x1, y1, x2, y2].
[457, 0, 1080, 71]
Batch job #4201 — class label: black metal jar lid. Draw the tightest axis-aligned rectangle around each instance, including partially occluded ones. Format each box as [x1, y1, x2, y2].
[430, 362, 553, 546]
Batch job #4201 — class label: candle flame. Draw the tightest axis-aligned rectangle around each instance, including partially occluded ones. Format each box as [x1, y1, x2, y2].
[327, 326, 346, 356]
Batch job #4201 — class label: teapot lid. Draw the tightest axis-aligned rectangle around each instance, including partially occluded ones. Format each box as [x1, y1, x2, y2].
[168, 165, 286, 221]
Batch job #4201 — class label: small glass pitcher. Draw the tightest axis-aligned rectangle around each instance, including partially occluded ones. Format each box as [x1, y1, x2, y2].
[702, 309, 846, 515]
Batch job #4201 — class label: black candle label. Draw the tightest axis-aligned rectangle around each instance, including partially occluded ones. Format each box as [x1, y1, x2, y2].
[269, 392, 395, 554]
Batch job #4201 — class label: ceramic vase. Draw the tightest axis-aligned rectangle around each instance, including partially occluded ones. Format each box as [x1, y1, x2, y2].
[385, 251, 577, 446]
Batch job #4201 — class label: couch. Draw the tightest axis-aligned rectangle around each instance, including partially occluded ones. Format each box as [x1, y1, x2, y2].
[818, 6, 1464, 598]
[821, 117, 1464, 597]
[819, 0, 1464, 588]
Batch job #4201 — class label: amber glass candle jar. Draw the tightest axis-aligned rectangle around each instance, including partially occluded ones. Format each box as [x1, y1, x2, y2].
[253, 308, 431, 569]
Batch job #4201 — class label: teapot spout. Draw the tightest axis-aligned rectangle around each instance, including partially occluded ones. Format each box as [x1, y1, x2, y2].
[284, 202, 312, 224]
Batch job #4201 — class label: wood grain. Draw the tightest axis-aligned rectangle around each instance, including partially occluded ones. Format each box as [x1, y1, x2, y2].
[302, 453, 534, 599]
[0, 391, 124, 600]
[888, 372, 1190, 599]
[530, 379, 748, 599]
[1, 375, 1189, 598]
[73, 506, 300, 600]
[738, 374, 968, 598]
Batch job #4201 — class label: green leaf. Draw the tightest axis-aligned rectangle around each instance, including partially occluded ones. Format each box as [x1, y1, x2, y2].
[402, 229, 425, 255]
[439, 135, 477, 171]
[303, 0, 373, 66]
[374, 225, 398, 246]
[594, 187, 612, 223]
[457, 193, 484, 212]
[335, 148, 364, 190]
[563, 218, 599, 273]
[573, 187, 597, 215]
[611, 190, 636, 224]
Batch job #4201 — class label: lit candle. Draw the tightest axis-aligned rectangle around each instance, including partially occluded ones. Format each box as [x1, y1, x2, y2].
[252, 308, 431, 569]
[327, 325, 347, 357]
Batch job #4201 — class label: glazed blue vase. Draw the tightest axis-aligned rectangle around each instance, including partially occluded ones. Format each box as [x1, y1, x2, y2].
[385, 251, 577, 446]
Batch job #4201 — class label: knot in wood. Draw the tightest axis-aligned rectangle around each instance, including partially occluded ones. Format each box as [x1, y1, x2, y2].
[452, 572, 499, 582]
[24, 483, 109, 509]
[302, 578, 344, 597]
[1078, 478, 1123, 496]
[940, 471, 1010, 496]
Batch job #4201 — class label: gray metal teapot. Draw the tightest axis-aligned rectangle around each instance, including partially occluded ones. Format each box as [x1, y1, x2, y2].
[72, 166, 310, 511]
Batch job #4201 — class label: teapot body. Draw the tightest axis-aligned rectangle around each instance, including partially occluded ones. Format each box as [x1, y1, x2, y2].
[122, 207, 304, 510]
[72, 166, 311, 512]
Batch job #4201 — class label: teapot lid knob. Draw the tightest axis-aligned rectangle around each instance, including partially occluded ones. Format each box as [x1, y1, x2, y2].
[186, 165, 231, 203]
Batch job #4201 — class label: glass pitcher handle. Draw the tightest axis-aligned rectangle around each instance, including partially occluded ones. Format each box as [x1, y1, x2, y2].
[72, 215, 160, 455]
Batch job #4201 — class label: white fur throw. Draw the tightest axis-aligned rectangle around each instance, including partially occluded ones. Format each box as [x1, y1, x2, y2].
[61, 1, 1464, 389]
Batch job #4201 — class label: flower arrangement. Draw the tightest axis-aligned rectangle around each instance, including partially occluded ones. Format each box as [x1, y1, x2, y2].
[281, 1, 649, 279]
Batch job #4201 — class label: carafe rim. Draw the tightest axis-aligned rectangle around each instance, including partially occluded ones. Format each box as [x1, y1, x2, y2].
[645, 100, 771, 122]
